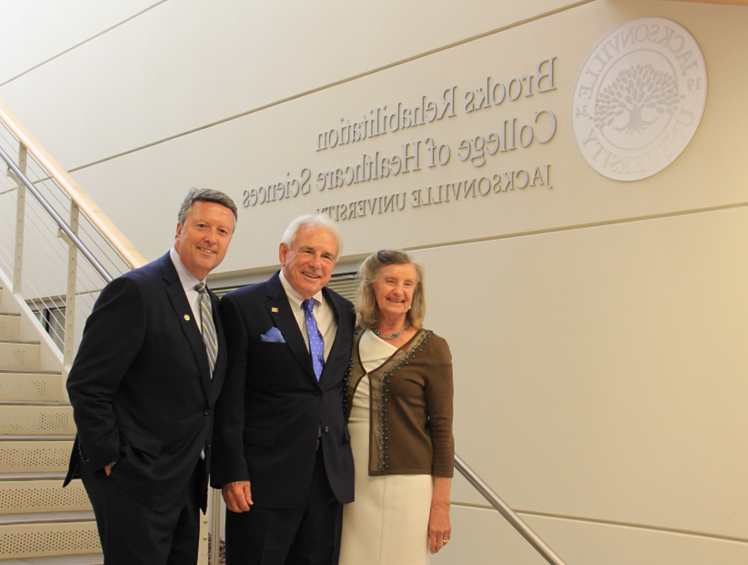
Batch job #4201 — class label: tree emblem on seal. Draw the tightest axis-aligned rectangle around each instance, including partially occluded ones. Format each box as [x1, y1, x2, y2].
[593, 63, 684, 135]
[572, 17, 707, 181]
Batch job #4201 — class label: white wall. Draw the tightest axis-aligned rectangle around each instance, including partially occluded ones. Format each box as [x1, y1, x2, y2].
[2, 1, 747, 563]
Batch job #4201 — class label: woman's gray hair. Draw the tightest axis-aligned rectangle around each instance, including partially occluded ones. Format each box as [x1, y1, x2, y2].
[282, 214, 342, 260]
[355, 250, 426, 330]
[178, 188, 238, 225]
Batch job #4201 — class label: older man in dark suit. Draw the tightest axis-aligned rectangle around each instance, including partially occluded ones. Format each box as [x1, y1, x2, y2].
[64, 188, 237, 565]
[212, 214, 355, 565]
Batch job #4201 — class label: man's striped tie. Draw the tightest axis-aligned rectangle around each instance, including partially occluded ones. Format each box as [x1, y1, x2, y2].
[194, 282, 217, 378]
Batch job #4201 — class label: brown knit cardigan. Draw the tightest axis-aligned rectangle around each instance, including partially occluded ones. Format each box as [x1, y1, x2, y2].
[344, 328, 454, 477]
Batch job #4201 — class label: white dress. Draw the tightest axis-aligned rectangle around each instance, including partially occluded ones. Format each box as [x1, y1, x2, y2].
[339, 330, 433, 565]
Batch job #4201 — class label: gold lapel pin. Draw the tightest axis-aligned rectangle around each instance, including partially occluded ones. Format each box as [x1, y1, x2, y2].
[184, 314, 190, 321]
[271, 307, 278, 313]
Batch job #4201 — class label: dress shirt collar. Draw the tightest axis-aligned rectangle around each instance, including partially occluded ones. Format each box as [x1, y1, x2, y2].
[170, 246, 205, 294]
[279, 269, 324, 310]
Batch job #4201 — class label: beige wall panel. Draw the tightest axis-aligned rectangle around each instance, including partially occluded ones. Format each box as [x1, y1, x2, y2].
[526, 513, 748, 565]
[417, 206, 748, 541]
[434, 506, 748, 565]
[0, 0, 158, 84]
[433, 505, 552, 565]
[2, 0, 588, 170]
[71, 0, 748, 273]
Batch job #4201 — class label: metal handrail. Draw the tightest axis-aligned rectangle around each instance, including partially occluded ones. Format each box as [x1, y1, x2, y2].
[0, 144, 113, 284]
[0, 99, 146, 270]
[454, 454, 567, 565]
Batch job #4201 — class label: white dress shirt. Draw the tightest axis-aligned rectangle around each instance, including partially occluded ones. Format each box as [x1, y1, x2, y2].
[279, 270, 337, 362]
[169, 246, 212, 334]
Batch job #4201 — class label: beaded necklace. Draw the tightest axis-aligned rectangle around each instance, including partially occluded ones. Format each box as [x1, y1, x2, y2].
[373, 322, 410, 340]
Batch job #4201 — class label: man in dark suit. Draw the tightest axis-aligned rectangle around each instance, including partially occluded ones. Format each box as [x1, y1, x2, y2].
[64, 188, 237, 565]
[212, 214, 355, 565]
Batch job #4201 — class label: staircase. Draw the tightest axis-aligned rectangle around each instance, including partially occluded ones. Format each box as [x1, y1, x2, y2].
[0, 286, 103, 564]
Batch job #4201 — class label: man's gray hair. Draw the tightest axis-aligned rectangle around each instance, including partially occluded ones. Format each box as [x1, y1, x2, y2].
[177, 188, 238, 225]
[282, 214, 342, 261]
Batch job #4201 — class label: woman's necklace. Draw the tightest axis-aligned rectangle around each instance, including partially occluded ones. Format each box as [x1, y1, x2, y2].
[373, 322, 410, 340]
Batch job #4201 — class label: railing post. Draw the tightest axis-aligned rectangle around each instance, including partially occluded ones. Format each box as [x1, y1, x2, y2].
[210, 488, 222, 565]
[12, 143, 27, 295]
[63, 202, 80, 370]
[196, 488, 215, 565]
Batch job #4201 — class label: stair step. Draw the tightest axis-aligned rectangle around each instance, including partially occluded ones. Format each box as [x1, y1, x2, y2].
[0, 403, 68, 408]
[0, 513, 94, 527]
[0, 373, 63, 403]
[0, 343, 40, 373]
[0, 315, 21, 342]
[0, 520, 100, 560]
[0, 407, 75, 436]
[0, 554, 103, 565]
[0, 474, 67, 482]
[0, 441, 73, 474]
[0, 437, 74, 442]
[0, 372, 60, 375]
[0, 480, 91, 515]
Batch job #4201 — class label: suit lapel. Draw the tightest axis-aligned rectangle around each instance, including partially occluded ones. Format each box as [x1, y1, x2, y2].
[318, 288, 346, 384]
[265, 273, 318, 385]
[160, 255, 212, 400]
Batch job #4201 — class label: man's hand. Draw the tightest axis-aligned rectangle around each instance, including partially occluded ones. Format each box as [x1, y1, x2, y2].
[222, 481, 253, 513]
[104, 460, 118, 477]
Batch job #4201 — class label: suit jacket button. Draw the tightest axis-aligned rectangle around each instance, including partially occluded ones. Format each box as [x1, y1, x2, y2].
[324, 426, 329, 433]
[204, 409, 211, 416]
[315, 391, 322, 398]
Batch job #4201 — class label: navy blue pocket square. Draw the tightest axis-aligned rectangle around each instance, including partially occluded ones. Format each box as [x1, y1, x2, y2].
[260, 327, 286, 343]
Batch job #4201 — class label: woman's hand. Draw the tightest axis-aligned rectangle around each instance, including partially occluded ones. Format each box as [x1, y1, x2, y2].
[428, 477, 452, 554]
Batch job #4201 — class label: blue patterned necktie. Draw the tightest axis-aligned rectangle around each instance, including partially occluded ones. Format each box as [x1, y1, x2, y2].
[303, 298, 325, 380]
[194, 282, 217, 378]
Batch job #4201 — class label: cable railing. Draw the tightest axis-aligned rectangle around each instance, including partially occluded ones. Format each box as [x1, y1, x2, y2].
[0, 100, 144, 368]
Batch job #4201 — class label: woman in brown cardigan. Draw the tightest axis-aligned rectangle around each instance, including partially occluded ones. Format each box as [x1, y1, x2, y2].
[339, 250, 454, 565]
